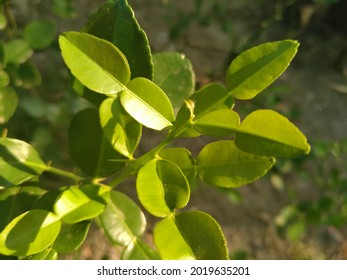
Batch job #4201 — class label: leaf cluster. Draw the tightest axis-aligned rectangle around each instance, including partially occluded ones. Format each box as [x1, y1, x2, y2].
[0, 0, 310, 260]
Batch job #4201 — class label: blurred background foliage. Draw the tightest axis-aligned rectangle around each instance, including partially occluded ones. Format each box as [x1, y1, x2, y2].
[1, 0, 347, 259]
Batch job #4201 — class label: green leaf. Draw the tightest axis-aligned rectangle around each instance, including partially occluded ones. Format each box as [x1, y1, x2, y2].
[0, 40, 6, 67]
[0, 209, 61, 256]
[194, 109, 240, 137]
[99, 97, 142, 158]
[154, 211, 228, 260]
[122, 239, 160, 260]
[192, 83, 234, 118]
[197, 140, 275, 188]
[0, 86, 18, 124]
[158, 147, 196, 185]
[120, 77, 175, 130]
[69, 108, 126, 177]
[24, 19, 57, 49]
[53, 221, 91, 254]
[25, 248, 58, 260]
[235, 109, 311, 157]
[173, 100, 199, 138]
[0, 186, 46, 232]
[59, 31, 130, 96]
[53, 184, 110, 224]
[226, 40, 299, 100]
[99, 191, 146, 246]
[0, 70, 9, 88]
[5, 39, 33, 64]
[84, 0, 152, 79]
[136, 159, 190, 217]
[0, 138, 46, 188]
[10, 61, 42, 89]
[153, 52, 195, 112]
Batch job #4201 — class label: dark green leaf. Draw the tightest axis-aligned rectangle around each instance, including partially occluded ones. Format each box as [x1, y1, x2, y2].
[53, 221, 91, 254]
[59, 31, 130, 96]
[136, 159, 190, 217]
[197, 140, 275, 188]
[153, 52, 195, 112]
[99, 97, 142, 158]
[0, 86, 18, 124]
[53, 184, 110, 223]
[226, 40, 299, 100]
[99, 191, 146, 246]
[69, 108, 126, 177]
[84, 0, 152, 79]
[24, 20, 57, 49]
[235, 110, 311, 157]
[11, 61, 42, 89]
[0, 138, 46, 188]
[0, 209, 61, 256]
[154, 211, 228, 260]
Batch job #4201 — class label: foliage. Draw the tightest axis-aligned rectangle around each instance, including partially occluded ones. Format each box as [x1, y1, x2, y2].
[0, 0, 310, 260]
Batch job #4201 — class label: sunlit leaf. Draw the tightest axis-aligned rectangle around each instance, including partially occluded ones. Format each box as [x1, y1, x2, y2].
[99, 97, 142, 158]
[197, 140, 275, 188]
[53, 184, 110, 224]
[194, 109, 240, 137]
[0, 70, 9, 88]
[84, 0, 152, 79]
[153, 52, 195, 112]
[154, 211, 228, 260]
[0, 138, 46, 188]
[120, 77, 174, 130]
[0, 209, 61, 256]
[25, 248, 58, 260]
[226, 40, 299, 100]
[235, 110, 311, 157]
[0, 87, 18, 124]
[136, 159, 190, 217]
[59, 31, 130, 96]
[99, 191, 146, 246]
[122, 239, 160, 260]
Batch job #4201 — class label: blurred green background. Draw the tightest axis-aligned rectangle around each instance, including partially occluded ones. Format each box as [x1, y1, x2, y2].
[1, 0, 347, 259]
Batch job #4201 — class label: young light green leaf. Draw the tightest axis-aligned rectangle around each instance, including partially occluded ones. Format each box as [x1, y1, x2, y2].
[59, 31, 130, 96]
[69, 108, 127, 177]
[5, 39, 33, 64]
[197, 140, 275, 188]
[0, 138, 46, 188]
[25, 248, 58, 260]
[122, 239, 160, 260]
[158, 147, 196, 185]
[136, 159, 190, 217]
[24, 19, 57, 50]
[173, 100, 200, 138]
[0, 209, 61, 256]
[153, 52, 195, 113]
[235, 109, 311, 157]
[0, 87, 18, 124]
[226, 40, 299, 100]
[0, 70, 9, 88]
[192, 83, 234, 118]
[53, 221, 91, 254]
[154, 211, 228, 260]
[194, 109, 240, 137]
[120, 77, 175, 131]
[99, 97, 142, 158]
[99, 191, 146, 246]
[53, 184, 110, 224]
[84, 0, 153, 79]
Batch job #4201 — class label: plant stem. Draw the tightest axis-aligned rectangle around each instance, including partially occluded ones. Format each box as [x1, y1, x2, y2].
[45, 165, 82, 183]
